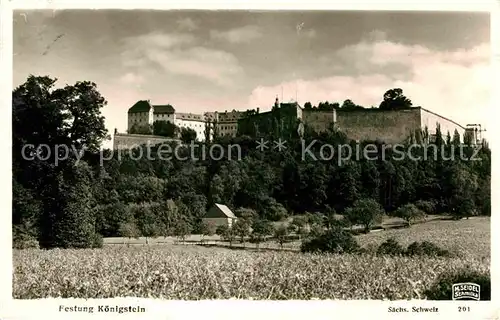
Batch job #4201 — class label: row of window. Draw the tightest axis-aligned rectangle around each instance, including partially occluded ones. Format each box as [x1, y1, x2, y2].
[154, 114, 173, 119]
[179, 122, 205, 128]
[220, 125, 237, 131]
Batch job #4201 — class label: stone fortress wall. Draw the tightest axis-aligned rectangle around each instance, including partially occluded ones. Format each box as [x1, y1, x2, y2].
[113, 133, 180, 150]
[334, 107, 466, 144]
[118, 99, 474, 149]
[335, 108, 422, 144]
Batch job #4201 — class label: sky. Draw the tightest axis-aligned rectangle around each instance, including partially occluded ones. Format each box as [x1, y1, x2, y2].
[13, 10, 491, 145]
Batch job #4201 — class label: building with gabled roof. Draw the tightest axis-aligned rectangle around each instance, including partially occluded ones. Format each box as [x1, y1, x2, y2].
[203, 203, 238, 228]
[128, 100, 153, 113]
[152, 104, 176, 125]
[128, 100, 154, 131]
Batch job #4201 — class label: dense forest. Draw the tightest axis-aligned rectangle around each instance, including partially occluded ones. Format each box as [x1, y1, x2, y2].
[12, 76, 491, 249]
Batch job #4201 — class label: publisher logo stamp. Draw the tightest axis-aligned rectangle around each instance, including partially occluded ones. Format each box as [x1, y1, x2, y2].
[452, 282, 480, 301]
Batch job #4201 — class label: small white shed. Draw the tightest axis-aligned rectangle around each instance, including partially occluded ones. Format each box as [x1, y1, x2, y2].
[203, 203, 237, 228]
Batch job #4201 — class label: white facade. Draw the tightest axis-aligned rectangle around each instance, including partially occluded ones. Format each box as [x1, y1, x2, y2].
[128, 110, 153, 131]
[215, 110, 243, 137]
[175, 113, 206, 142]
[202, 217, 236, 228]
[153, 113, 175, 124]
[217, 122, 238, 137]
[420, 108, 466, 142]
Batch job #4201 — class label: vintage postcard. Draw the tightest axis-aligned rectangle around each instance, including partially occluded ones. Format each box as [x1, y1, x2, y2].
[2, 1, 498, 319]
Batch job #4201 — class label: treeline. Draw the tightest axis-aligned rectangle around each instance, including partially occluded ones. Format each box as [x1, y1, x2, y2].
[12, 76, 491, 249]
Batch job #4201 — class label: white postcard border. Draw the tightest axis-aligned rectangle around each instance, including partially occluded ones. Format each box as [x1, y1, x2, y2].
[1, 0, 499, 319]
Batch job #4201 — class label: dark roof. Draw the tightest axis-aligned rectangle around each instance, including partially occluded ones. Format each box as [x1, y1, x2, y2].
[280, 102, 302, 109]
[176, 112, 203, 121]
[205, 204, 237, 219]
[153, 104, 176, 114]
[128, 100, 152, 113]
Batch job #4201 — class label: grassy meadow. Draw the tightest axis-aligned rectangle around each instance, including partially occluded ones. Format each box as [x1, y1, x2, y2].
[13, 217, 490, 300]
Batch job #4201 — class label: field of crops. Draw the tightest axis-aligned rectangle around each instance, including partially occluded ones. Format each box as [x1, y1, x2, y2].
[357, 217, 491, 260]
[13, 217, 490, 300]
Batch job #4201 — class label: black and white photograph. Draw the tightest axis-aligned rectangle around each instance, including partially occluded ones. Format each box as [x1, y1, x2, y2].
[8, 5, 494, 316]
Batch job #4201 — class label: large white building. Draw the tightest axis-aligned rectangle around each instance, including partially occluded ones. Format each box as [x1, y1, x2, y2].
[128, 100, 206, 141]
[204, 110, 245, 139]
[128, 100, 247, 142]
[175, 112, 206, 142]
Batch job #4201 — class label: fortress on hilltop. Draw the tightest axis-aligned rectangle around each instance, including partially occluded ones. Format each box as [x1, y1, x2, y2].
[113, 98, 483, 150]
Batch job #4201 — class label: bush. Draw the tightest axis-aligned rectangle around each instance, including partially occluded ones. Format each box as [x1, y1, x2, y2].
[424, 269, 490, 300]
[308, 223, 324, 238]
[405, 241, 450, 257]
[13, 236, 40, 250]
[91, 233, 103, 248]
[13, 226, 40, 249]
[377, 238, 404, 256]
[415, 200, 436, 215]
[395, 204, 426, 227]
[360, 243, 378, 255]
[344, 199, 384, 233]
[301, 227, 360, 254]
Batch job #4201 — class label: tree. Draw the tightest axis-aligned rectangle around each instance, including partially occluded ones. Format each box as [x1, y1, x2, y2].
[273, 225, 289, 249]
[180, 127, 197, 143]
[464, 130, 474, 146]
[414, 200, 436, 216]
[341, 99, 364, 110]
[452, 129, 461, 146]
[304, 102, 313, 109]
[216, 224, 235, 247]
[200, 220, 216, 243]
[379, 88, 412, 110]
[13, 76, 108, 182]
[251, 219, 273, 249]
[318, 101, 340, 111]
[261, 197, 288, 221]
[48, 161, 102, 248]
[395, 203, 426, 227]
[173, 219, 191, 243]
[13, 76, 108, 154]
[232, 219, 251, 246]
[234, 207, 258, 223]
[134, 203, 160, 244]
[119, 221, 140, 244]
[290, 216, 308, 240]
[216, 224, 228, 240]
[156, 199, 181, 237]
[444, 163, 479, 220]
[322, 207, 339, 230]
[309, 223, 324, 238]
[306, 212, 324, 226]
[12, 181, 42, 242]
[153, 120, 178, 137]
[301, 226, 360, 254]
[129, 123, 153, 135]
[344, 199, 385, 233]
[95, 201, 130, 237]
[13, 76, 109, 249]
[445, 131, 452, 146]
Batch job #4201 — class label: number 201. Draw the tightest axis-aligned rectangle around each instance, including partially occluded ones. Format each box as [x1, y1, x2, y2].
[458, 306, 471, 312]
